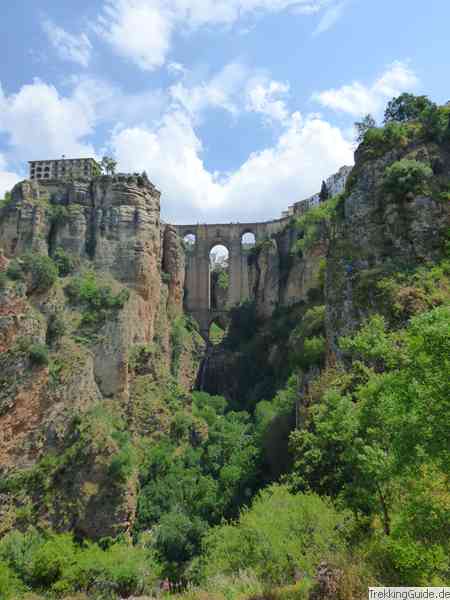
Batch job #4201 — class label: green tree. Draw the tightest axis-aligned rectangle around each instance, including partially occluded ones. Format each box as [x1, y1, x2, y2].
[383, 159, 433, 199]
[100, 155, 117, 175]
[201, 485, 347, 586]
[355, 114, 377, 143]
[384, 93, 434, 123]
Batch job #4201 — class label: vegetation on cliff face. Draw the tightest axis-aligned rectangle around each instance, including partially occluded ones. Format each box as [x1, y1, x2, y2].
[0, 94, 449, 600]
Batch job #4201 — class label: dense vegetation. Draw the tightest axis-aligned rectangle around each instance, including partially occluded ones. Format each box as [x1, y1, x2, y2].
[0, 93, 449, 599]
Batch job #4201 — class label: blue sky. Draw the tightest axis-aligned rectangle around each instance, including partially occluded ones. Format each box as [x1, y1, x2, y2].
[0, 0, 449, 223]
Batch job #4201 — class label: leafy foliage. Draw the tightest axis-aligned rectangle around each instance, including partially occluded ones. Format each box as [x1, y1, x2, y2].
[200, 485, 347, 586]
[135, 391, 259, 578]
[6, 253, 59, 291]
[65, 271, 129, 330]
[384, 93, 435, 124]
[355, 114, 377, 142]
[0, 530, 159, 598]
[28, 343, 49, 367]
[383, 159, 433, 199]
[289, 305, 450, 584]
[292, 194, 343, 255]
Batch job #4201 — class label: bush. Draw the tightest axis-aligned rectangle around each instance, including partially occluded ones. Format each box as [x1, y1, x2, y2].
[21, 254, 58, 291]
[53, 248, 75, 276]
[57, 542, 159, 598]
[29, 534, 78, 588]
[0, 562, 25, 599]
[46, 313, 66, 345]
[65, 272, 129, 331]
[293, 195, 342, 255]
[29, 344, 49, 366]
[0, 531, 159, 598]
[65, 273, 129, 311]
[299, 336, 326, 369]
[6, 260, 24, 281]
[383, 159, 433, 199]
[201, 485, 347, 586]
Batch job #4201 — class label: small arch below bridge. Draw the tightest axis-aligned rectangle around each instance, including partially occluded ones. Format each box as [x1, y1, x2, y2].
[208, 314, 229, 346]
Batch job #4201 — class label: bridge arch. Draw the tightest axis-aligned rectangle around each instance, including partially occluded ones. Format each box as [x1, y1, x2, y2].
[173, 218, 288, 339]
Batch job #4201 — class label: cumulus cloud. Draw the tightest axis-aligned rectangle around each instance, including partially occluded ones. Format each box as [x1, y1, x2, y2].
[0, 80, 95, 160]
[96, 0, 340, 71]
[42, 19, 92, 67]
[169, 63, 249, 119]
[71, 76, 167, 127]
[0, 154, 21, 198]
[245, 77, 290, 123]
[313, 61, 420, 117]
[110, 108, 353, 223]
[168, 62, 291, 128]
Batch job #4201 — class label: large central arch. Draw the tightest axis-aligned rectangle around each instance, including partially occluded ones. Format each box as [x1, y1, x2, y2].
[174, 219, 287, 338]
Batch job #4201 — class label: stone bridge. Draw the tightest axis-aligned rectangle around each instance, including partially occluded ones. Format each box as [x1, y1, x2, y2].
[174, 219, 288, 338]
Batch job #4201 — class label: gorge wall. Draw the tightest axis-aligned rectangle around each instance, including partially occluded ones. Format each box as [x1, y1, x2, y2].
[0, 128, 449, 540]
[0, 174, 204, 538]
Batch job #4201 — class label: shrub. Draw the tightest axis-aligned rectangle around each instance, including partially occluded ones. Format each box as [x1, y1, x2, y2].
[0, 529, 44, 584]
[29, 534, 78, 588]
[65, 272, 129, 330]
[22, 254, 58, 291]
[0, 562, 25, 599]
[383, 159, 433, 199]
[6, 260, 24, 281]
[293, 195, 342, 255]
[0, 531, 159, 598]
[299, 336, 326, 369]
[29, 344, 49, 367]
[360, 122, 411, 159]
[201, 485, 347, 586]
[65, 273, 129, 310]
[53, 248, 75, 276]
[46, 313, 66, 345]
[57, 542, 159, 598]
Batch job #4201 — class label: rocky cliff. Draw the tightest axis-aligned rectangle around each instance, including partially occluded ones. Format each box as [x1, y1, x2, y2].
[0, 174, 204, 538]
[199, 135, 450, 409]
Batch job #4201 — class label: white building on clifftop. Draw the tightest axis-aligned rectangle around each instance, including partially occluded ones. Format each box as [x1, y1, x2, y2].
[29, 157, 99, 181]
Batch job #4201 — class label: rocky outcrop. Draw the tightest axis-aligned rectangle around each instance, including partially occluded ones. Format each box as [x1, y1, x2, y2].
[162, 224, 185, 317]
[326, 141, 450, 355]
[0, 173, 201, 539]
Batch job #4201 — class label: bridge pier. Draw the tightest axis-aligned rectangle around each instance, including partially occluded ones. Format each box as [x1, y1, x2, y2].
[174, 218, 288, 339]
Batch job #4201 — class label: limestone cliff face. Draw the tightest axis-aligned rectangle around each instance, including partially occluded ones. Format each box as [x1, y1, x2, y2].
[0, 174, 201, 539]
[248, 232, 326, 320]
[325, 141, 450, 355]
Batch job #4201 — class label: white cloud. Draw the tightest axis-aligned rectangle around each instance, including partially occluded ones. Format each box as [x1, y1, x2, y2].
[168, 63, 291, 127]
[0, 154, 21, 198]
[245, 77, 290, 123]
[71, 76, 166, 126]
[313, 1, 346, 36]
[313, 61, 419, 117]
[110, 108, 353, 223]
[0, 80, 95, 161]
[42, 19, 92, 67]
[169, 63, 249, 119]
[96, 0, 173, 71]
[96, 0, 340, 71]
